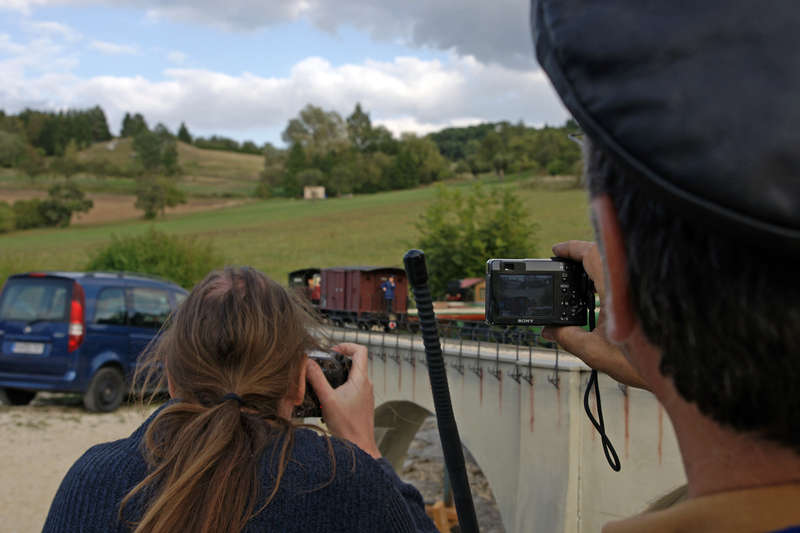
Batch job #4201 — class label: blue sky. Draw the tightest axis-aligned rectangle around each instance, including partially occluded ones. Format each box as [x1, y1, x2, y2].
[0, 0, 568, 145]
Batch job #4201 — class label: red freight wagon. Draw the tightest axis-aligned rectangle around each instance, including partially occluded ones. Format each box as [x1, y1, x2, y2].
[320, 266, 407, 329]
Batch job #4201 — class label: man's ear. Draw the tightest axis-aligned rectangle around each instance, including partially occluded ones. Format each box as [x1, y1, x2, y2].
[293, 361, 307, 406]
[592, 195, 636, 343]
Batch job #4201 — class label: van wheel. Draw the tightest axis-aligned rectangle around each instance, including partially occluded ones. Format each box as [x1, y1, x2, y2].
[84, 367, 126, 413]
[4, 388, 36, 405]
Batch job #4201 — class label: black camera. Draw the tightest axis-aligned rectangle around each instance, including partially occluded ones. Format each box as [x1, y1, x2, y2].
[293, 350, 352, 418]
[485, 258, 591, 326]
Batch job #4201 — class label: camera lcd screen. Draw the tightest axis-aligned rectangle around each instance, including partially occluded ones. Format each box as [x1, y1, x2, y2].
[492, 274, 553, 318]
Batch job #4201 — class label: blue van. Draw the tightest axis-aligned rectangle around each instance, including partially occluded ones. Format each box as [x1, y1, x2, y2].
[0, 272, 187, 412]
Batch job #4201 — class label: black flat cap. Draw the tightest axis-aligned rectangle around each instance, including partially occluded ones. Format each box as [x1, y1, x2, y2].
[531, 1, 800, 254]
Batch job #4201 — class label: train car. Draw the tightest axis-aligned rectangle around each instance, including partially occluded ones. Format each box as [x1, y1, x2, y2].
[320, 266, 407, 329]
[406, 277, 487, 324]
[288, 268, 321, 304]
[444, 277, 486, 303]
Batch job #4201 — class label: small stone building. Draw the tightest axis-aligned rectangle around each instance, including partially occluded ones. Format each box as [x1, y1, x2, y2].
[303, 186, 326, 200]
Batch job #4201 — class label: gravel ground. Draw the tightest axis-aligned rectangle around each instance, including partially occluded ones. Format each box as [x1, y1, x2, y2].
[400, 416, 505, 533]
[0, 396, 503, 533]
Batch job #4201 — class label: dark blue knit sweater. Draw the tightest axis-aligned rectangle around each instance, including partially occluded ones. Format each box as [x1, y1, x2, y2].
[42, 407, 437, 532]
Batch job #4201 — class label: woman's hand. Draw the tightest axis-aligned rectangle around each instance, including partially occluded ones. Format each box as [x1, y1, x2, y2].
[305, 342, 382, 459]
[541, 240, 650, 390]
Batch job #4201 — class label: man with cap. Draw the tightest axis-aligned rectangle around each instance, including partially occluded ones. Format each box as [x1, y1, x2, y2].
[531, 1, 800, 531]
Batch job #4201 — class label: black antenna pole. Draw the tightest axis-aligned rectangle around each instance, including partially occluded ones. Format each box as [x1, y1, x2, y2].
[403, 249, 480, 533]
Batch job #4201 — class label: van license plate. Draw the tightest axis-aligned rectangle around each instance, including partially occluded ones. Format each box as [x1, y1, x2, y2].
[12, 342, 45, 355]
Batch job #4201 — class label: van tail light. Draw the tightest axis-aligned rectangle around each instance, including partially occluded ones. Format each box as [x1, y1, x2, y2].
[68, 282, 85, 352]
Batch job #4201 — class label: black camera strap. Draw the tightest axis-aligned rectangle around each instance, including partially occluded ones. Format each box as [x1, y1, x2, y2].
[583, 294, 621, 471]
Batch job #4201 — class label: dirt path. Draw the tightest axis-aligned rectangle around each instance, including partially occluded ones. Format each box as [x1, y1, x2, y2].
[0, 190, 248, 226]
[0, 395, 155, 533]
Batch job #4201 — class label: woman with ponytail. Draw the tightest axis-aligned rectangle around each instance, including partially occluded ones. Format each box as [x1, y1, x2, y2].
[43, 267, 437, 533]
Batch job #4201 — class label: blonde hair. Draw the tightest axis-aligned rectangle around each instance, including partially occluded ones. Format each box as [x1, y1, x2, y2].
[120, 267, 330, 533]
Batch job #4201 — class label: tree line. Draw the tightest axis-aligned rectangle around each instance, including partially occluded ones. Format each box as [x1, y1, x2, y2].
[0, 103, 582, 228]
[258, 103, 450, 198]
[256, 103, 582, 199]
[430, 118, 582, 177]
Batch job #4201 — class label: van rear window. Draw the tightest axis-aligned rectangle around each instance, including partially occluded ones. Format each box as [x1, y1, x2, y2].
[0, 278, 70, 322]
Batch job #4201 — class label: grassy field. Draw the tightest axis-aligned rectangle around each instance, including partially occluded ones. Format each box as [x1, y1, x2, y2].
[0, 179, 593, 287]
[0, 138, 264, 198]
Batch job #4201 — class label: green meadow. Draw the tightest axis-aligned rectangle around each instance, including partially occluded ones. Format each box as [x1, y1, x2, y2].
[0, 179, 593, 287]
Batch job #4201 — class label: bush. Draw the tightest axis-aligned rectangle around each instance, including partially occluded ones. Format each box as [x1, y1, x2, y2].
[135, 177, 187, 219]
[12, 199, 49, 230]
[11, 183, 93, 230]
[86, 228, 223, 289]
[43, 182, 93, 226]
[0, 202, 14, 233]
[253, 180, 272, 199]
[0, 131, 26, 167]
[416, 183, 536, 297]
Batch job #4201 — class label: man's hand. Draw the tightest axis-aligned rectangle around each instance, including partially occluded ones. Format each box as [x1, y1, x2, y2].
[305, 342, 382, 459]
[542, 240, 650, 390]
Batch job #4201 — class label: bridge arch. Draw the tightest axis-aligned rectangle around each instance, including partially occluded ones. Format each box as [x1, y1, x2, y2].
[328, 328, 686, 532]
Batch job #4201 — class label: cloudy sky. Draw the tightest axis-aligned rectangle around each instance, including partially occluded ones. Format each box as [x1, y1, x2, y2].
[0, 0, 569, 145]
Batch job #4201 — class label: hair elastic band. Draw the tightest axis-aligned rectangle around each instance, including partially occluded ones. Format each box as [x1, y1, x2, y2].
[220, 393, 245, 406]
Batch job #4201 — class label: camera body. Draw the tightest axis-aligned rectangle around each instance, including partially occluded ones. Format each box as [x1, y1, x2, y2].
[485, 258, 591, 326]
[293, 350, 351, 418]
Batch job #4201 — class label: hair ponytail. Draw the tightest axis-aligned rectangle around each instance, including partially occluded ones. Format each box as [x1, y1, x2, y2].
[121, 400, 295, 533]
[120, 267, 328, 533]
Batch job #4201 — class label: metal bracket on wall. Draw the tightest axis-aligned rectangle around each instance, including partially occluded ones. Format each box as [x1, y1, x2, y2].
[470, 339, 484, 378]
[509, 337, 523, 383]
[450, 338, 465, 375]
[523, 343, 534, 385]
[489, 341, 502, 381]
[548, 343, 560, 389]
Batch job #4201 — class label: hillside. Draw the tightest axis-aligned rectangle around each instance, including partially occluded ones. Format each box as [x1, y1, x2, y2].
[0, 138, 264, 198]
[0, 180, 593, 287]
[81, 138, 264, 196]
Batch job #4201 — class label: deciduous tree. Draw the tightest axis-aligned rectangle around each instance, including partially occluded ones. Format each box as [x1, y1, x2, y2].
[282, 142, 307, 197]
[0, 131, 26, 167]
[416, 184, 536, 297]
[40, 181, 93, 227]
[282, 104, 348, 156]
[134, 177, 186, 219]
[346, 103, 373, 152]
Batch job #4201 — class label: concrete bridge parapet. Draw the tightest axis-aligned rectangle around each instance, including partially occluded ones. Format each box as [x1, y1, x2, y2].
[324, 327, 686, 532]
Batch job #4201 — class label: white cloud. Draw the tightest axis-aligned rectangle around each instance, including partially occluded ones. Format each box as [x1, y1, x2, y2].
[89, 40, 138, 55]
[0, 50, 567, 143]
[166, 50, 187, 64]
[24, 20, 82, 42]
[0, 0, 49, 15]
[375, 117, 485, 138]
[0, 33, 78, 89]
[2, 0, 535, 69]
[0, 33, 27, 55]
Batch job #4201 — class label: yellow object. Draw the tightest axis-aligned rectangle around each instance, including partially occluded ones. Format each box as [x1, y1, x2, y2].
[425, 500, 458, 533]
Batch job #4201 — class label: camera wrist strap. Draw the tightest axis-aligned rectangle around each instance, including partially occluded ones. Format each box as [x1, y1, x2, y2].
[583, 294, 621, 471]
